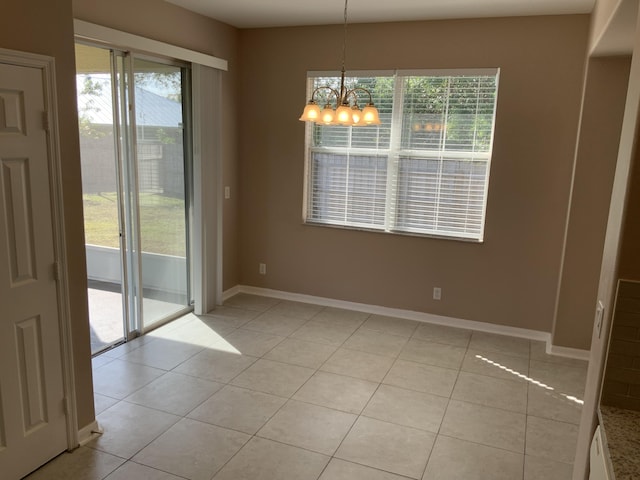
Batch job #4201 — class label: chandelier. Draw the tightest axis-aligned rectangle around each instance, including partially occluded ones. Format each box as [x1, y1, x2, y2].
[298, 0, 381, 127]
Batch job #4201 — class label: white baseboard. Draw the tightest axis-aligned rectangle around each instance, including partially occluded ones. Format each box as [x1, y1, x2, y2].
[547, 343, 591, 361]
[222, 285, 590, 361]
[226, 285, 550, 338]
[78, 420, 103, 446]
[221, 284, 242, 302]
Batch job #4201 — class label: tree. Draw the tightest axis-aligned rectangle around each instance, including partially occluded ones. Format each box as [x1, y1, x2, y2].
[134, 71, 182, 102]
[78, 75, 110, 139]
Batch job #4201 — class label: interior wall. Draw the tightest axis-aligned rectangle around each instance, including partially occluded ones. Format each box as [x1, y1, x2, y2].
[617, 144, 640, 280]
[553, 56, 631, 350]
[73, 0, 241, 291]
[573, 19, 640, 480]
[1, 0, 94, 430]
[238, 15, 590, 336]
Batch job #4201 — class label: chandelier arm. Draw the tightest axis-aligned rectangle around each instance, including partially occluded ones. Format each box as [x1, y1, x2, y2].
[310, 86, 341, 106]
[346, 87, 374, 106]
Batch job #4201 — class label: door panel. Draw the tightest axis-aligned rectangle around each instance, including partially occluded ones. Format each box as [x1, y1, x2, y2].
[132, 58, 190, 330]
[15, 315, 49, 432]
[2, 157, 37, 284]
[0, 89, 26, 134]
[75, 43, 127, 353]
[0, 62, 67, 480]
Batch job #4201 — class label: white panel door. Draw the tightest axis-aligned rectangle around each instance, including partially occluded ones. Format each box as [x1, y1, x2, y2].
[0, 62, 68, 479]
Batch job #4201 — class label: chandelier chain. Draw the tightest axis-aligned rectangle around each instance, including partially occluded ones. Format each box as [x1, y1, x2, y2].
[342, 0, 348, 73]
[298, 0, 381, 126]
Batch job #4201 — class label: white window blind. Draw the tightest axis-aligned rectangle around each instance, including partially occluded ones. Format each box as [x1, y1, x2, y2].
[305, 69, 499, 241]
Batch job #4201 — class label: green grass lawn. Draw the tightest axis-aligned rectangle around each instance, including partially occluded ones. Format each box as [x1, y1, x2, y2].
[83, 192, 186, 256]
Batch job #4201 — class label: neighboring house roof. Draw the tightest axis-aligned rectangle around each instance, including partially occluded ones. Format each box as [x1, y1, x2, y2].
[76, 75, 183, 128]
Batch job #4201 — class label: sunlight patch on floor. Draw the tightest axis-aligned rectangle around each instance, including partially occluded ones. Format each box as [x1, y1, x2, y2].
[475, 354, 584, 405]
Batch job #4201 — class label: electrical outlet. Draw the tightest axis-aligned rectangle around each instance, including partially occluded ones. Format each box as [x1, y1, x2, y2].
[259, 263, 266, 275]
[433, 287, 441, 300]
[224, 186, 231, 199]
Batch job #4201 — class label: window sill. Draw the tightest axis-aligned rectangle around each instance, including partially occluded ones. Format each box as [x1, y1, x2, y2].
[302, 220, 484, 244]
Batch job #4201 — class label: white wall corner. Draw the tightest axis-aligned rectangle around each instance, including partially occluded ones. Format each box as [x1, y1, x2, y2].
[547, 342, 591, 361]
[221, 285, 242, 303]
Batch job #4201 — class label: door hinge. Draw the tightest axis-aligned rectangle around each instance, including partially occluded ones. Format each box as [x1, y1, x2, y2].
[42, 111, 50, 131]
[63, 397, 70, 416]
[53, 261, 60, 281]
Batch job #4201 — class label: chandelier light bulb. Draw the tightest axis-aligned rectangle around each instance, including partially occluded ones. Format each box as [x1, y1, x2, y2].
[336, 104, 353, 124]
[362, 104, 381, 125]
[299, 102, 321, 122]
[351, 105, 363, 125]
[320, 105, 336, 125]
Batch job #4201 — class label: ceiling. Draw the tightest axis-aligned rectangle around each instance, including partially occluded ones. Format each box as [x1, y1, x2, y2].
[165, 0, 596, 29]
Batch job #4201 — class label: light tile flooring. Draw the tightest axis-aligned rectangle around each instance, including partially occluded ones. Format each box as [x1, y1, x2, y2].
[88, 287, 188, 354]
[27, 293, 588, 480]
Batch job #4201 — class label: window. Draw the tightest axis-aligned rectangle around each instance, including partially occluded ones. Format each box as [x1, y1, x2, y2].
[303, 69, 499, 241]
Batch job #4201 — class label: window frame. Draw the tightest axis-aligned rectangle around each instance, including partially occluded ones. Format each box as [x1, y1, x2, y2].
[302, 68, 499, 243]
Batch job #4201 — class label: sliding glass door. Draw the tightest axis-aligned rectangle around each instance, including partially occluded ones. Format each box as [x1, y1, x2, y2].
[76, 44, 126, 353]
[76, 43, 192, 353]
[132, 57, 190, 329]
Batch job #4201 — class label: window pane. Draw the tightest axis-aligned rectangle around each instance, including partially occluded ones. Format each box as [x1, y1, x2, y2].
[309, 152, 387, 228]
[311, 76, 393, 149]
[133, 58, 189, 330]
[394, 156, 488, 237]
[445, 76, 497, 153]
[394, 157, 440, 231]
[401, 75, 497, 154]
[76, 43, 126, 354]
[401, 77, 448, 151]
[305, 70, 498, 241]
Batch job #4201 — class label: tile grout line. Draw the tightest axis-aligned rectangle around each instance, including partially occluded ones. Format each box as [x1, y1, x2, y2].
[522, 339, 532, 480]
[208, 301, 370, 479]
[87, 294, 585, 480]
[183, 298, 282, 480]
[317, 316, 408, 480]
[421, 333, 472, 479]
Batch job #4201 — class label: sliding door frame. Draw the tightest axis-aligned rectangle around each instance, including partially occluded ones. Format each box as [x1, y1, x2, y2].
[75, 20, 226, 326]
[111, 47, 134, 340]
[76, 40, 206, 342]
[127, 52, 194, 334]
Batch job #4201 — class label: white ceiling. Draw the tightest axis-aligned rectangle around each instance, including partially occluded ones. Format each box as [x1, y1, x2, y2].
[165, 0, 596, 29]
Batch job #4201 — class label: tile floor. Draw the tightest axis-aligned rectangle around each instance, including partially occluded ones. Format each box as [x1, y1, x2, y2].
[88, 286, 188, 354]
[26, 293, 589, 480]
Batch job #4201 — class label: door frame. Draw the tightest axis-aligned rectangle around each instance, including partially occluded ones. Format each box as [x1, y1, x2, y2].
[0, 47, 78, 449]
[75, 20, 228, 316]
[77, 43, 198, 339]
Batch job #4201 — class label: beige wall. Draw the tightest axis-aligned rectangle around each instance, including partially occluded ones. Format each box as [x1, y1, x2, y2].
[573, 14, 640, 478]
[73, 0, 241, 290]
[238, 15, 590, 335]
[553, 56, 631, 349]
[618, 144, 640, 280]
[1, 0, 94, 429]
